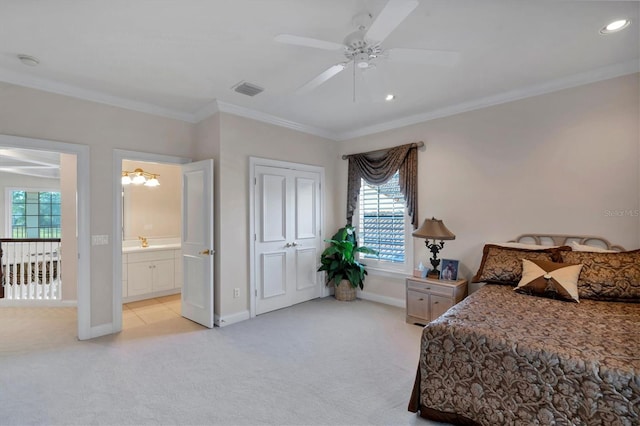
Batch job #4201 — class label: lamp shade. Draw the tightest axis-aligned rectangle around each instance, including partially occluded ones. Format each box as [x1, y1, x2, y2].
[412, 217, 455, 240]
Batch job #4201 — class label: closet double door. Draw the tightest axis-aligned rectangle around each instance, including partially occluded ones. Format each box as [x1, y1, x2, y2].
[254, 165, 322, 315]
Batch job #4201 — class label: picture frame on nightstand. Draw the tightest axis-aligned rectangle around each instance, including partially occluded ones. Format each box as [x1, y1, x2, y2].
[440, 259, 459, 281]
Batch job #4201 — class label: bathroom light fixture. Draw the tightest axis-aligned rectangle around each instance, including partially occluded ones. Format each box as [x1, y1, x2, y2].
[600, 19, 631, 34]
[17, 54, 40, 67]
[385, 94, 395, 101]
[144, 175, 160, 187]
[121, 168, 160, 186]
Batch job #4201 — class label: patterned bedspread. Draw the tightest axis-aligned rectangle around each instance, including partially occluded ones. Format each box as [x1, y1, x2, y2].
[409, 284, 640, 425]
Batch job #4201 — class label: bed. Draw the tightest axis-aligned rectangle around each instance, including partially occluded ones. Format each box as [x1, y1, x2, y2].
[408, 234, 640, 425]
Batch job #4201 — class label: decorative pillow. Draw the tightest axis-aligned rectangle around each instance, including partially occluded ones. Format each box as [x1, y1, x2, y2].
[515, 259, 582, 302]
[570, 241, 615, 253]
[472, 244, 571, 285]
[561, 250, 640, 301]
[489, 242, 559, 250]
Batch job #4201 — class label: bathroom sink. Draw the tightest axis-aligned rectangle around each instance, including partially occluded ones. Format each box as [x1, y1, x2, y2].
[122, 244, 181, 253]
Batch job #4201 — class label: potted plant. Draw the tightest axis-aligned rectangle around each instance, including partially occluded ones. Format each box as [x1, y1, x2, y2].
[317, 225, 378, 301]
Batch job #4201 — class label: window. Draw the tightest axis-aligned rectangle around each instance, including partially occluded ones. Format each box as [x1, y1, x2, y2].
[10, 190, 61, 238]
[357, 171, 409, 270]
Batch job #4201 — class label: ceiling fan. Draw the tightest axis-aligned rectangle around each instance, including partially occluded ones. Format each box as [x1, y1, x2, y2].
[275, 0, 460, 98]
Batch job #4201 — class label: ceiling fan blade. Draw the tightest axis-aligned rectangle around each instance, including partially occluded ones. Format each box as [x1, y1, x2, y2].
[275, 34, 344, 51]
[361, 66, 388, 102]
[365, 0, 418, 43]
[296, 64, 347, 95]
[386, 48, 460, 66]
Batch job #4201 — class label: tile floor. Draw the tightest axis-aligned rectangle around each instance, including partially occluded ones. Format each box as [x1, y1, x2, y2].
[122, 294, 181, 329]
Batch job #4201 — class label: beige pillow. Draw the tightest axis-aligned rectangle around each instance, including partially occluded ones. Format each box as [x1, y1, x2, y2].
[490, 242, 558, 250]
[515, 259, 582, 302]
[570, 241, 615, 253]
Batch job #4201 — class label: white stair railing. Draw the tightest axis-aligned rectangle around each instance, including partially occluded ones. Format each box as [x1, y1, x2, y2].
[0, 239, 62, 300]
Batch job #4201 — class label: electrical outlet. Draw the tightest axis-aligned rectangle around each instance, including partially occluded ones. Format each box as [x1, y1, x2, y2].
[233, 288, 240, 298]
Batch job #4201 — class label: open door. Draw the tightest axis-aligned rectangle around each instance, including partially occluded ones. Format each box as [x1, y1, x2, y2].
[181, 160, 214, 328]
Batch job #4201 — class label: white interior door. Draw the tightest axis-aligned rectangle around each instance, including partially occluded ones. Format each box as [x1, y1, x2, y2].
[181, 159, 214, 328]
[254, 165, 321, 315]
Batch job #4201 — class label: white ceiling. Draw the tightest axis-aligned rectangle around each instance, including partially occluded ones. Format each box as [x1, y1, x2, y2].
[0, 0, 638, 140]
[0, 147, 60, 179]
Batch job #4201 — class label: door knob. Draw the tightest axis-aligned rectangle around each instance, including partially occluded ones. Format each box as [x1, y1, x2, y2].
[200, 249, 213, 255]
[291, 242, 298, 247]
[284, 243, 292, 248]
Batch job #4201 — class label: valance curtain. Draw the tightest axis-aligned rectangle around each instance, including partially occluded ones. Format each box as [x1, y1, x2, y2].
[346, 143, 419, 228]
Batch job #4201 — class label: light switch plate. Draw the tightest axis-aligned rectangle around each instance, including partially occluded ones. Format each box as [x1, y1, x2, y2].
[91, 235, 109, 245]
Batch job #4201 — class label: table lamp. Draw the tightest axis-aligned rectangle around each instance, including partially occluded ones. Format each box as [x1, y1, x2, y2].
[412, 217, 456, 278]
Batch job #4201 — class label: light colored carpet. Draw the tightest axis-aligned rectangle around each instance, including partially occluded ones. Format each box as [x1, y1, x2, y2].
[0, 297, 444, 425]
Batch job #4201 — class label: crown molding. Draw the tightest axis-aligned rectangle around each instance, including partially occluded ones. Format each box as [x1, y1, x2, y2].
[336, 60, 640, 141]
[0, 68, 196, 123]
[213, 100, 340, 140]
[0, 60, 636, 142]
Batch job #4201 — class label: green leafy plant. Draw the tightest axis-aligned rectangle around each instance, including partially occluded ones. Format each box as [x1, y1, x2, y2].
[317, 225, 378, 290]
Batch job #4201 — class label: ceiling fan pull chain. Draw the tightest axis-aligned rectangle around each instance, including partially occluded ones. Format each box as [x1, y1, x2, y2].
[353, 59, 356, 103]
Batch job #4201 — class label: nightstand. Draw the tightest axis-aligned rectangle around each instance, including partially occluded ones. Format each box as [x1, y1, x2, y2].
[406, 276, 468, 325]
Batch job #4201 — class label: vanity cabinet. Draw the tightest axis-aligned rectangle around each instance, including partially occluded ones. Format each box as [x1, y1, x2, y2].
[123, 248, 181, 301]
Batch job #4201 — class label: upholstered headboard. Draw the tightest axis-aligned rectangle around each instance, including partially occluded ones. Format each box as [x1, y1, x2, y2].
[510, 234, 625, 252]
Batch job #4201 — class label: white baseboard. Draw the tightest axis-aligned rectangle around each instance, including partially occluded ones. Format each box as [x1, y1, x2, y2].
[214, 310, 250, 327]
[357, 290, 405, 308]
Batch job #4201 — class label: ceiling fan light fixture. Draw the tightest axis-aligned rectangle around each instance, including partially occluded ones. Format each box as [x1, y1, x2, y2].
[600, 19, 631, 34]
[355, 52, 370, 68]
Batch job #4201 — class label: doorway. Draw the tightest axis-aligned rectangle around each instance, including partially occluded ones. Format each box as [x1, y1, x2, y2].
[249, 157, 326, 317]
[120, 159, 183, 330]
[113, 151, 214, 331]
[112, 150, 190, 332]
[0, 134, 90, 339]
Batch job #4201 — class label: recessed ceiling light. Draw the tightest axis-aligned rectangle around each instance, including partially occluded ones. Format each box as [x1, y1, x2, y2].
[17, 54, 40, 66]
[385, 94, 395, 101]
[600, 19, 631, 34]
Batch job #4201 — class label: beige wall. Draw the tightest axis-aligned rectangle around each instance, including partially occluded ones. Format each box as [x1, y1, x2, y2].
[337, 73, 640, 302]
[216, 113, 340, 318]
[0, 82, 194, 327]
[1, 72, 637, 327]
[122, 160, 181, 240]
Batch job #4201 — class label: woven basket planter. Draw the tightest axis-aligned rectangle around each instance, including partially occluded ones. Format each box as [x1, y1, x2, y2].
[335, 279, 357, 301]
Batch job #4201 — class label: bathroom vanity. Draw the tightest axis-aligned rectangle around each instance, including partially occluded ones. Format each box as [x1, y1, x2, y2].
[122, 240, 182, 302]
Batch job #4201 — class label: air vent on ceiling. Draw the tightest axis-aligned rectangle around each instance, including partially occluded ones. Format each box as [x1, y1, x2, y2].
[232, 81, 264, 97]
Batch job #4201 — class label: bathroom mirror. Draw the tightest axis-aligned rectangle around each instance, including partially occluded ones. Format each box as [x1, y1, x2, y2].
[121, 160, 181, 241]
